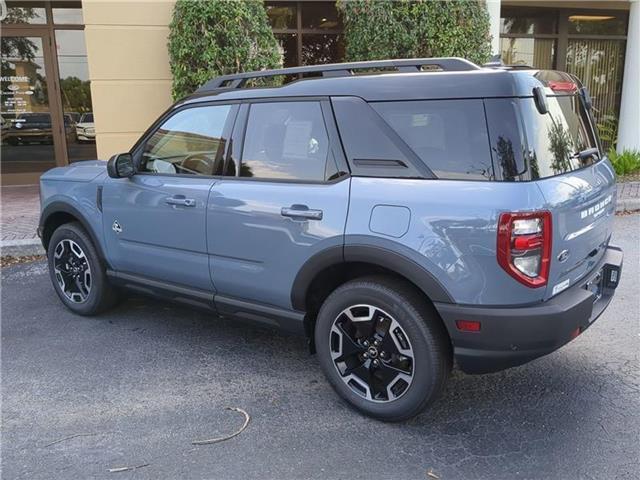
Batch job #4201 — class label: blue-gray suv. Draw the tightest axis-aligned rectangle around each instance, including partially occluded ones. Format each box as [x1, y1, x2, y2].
[39, 58, 623, 421]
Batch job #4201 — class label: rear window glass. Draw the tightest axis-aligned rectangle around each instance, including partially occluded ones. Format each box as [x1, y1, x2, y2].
[519, 95, 598, 179]
[372, 100, 493, 180]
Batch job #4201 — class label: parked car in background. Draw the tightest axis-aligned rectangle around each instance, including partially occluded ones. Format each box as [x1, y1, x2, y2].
[38, 58, 623, 421]
[75, 113, 95, 142]
[4, 112, 76, 146]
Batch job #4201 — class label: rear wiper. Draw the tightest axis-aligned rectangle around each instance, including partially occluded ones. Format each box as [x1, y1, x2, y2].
[572, 147, 600, 161]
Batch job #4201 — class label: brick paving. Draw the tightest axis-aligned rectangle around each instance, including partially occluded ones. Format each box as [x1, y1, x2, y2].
[1, 185, 40, 245]
[0, 181, 638, 250]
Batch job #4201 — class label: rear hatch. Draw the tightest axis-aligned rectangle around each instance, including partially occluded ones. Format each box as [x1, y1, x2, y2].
[518, 86, 616, 300]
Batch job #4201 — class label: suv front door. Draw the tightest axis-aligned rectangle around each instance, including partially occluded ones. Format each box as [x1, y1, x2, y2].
[102, 103, 237, 291]
[207, 100, 350, 313]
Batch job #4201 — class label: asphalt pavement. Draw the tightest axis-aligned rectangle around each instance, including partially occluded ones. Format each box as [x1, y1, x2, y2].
[2, 215, 639, 480]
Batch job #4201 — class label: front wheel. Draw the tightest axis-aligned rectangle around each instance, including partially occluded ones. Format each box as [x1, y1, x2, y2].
[315, 276, 451, 421]
[47, 222, 119, 315]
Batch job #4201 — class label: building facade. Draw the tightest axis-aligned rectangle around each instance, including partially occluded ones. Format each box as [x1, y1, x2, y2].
[1, 0, 638, 185]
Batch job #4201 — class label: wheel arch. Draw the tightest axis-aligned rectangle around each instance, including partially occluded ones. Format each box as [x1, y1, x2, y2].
[291, 244, 454, 340]
[40, 202, 108, 264]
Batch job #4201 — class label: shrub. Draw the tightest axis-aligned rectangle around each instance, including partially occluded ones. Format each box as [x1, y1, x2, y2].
[608, 148, 640, 176]
[336, 0, 491, 65]
[596, 114, 618, 150]
[168, 0, 282, 100]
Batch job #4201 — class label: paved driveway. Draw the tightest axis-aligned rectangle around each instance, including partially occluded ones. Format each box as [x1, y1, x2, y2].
[2, 215, 639, 480]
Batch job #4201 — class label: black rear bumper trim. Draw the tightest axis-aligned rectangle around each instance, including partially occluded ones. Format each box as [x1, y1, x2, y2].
[434, 245, 623, 374]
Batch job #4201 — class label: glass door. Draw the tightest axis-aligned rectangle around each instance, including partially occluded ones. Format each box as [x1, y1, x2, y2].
[1, 29, 63, 183]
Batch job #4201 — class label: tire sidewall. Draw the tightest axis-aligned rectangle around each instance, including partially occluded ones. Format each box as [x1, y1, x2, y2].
[47, 223, 106, 315]
[315, 280, 444, 421]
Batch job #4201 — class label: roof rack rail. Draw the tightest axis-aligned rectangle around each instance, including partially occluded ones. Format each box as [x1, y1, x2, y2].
[196, 57, 480, 92]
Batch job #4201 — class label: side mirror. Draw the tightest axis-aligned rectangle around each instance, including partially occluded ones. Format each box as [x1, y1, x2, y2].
[533, 86, 549, 115]
[107, 153, 136, 178]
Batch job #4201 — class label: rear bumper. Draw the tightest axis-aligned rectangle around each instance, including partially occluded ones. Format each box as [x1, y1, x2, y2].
[435, 245, 623, 374]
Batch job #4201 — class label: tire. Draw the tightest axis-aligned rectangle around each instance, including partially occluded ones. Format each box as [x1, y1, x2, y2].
[47, 222, 119, 315]
[315, 275, 451, 421]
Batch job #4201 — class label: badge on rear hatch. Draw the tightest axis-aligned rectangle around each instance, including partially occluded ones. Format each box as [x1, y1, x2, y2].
[580, 194, 612, 220]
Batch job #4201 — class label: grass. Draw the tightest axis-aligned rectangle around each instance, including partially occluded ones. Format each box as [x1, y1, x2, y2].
[608, 148, 640, 177]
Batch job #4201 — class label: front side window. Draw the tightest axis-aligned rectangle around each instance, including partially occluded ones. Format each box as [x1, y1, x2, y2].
[372, 100, 494, 180]
[241, 102, 334, 181]
[141, 105, 231, 175]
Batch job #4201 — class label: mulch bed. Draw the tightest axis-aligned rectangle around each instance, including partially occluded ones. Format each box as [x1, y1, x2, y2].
[618, 172, 640, 183]
[0, 255, 45, 268]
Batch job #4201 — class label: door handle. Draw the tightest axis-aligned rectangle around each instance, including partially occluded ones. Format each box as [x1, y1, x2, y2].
[281, 204, 323, 220]
[165, 195, 196, 207]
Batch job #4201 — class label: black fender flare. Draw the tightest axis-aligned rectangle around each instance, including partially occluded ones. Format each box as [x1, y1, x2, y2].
[40, 201, 108, 263]
[291, 243, 454, 311]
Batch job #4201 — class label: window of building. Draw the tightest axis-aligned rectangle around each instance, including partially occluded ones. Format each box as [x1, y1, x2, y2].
[266, 1, 343, 67]
[142, 105, 232, 176]
[500, 6, 629, 146]
[241, 102, 333, 181]
[568, 14, 627, 35]
[372, 100, 494, 181]
[1, 2, 47, 24]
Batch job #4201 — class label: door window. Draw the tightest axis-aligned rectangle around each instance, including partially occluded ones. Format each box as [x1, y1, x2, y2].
[141, 105, 232, 176]
[241, 101, 334, 181]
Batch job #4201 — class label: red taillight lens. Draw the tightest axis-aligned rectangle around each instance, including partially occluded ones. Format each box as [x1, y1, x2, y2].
[497, 211, 552, 288]
[548, 80, 578, 92]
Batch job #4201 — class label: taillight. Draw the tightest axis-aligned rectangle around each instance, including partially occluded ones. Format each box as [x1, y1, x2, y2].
[497, 211, 552, 288]
[548, 80, 578, 92]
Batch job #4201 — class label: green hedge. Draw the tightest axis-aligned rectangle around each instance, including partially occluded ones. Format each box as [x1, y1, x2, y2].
[168, 0, 281, 100]
[336, 0, 491, 65]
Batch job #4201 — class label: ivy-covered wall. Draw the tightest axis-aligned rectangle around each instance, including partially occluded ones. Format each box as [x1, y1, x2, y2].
[336, 0, 491, 65]
[168, 0, 282, 100]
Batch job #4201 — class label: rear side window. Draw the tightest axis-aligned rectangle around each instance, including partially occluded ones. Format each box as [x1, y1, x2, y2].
[241, 101, 336, 181]
[372, 100, 493, 180]
[519, 95, 598, 179]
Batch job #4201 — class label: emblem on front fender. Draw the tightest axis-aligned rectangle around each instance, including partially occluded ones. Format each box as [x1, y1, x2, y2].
[112, 220, 122, 234]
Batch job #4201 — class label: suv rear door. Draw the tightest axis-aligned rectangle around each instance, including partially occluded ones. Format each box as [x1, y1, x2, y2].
[207, 99, 349, 313]
[518, 93, 616, 300]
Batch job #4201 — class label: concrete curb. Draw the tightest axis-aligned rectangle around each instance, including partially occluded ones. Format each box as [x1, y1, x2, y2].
[1, 239, 45, 257]
[616, 198, 640, 213]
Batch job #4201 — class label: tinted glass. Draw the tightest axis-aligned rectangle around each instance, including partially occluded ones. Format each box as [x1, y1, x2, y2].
[301, 34, 343, 65]
[500, 13, 557, 34]
[520, 96, 598, 179]
[52, 6, 83, 24]
[275, 33, 298, 68]
[373, 100, 494, 180]
[55, 29, 97, 162]
[484, 99, 527, 181]
[500, 38, 556, 69]
[301, 2, 340, 30]
[142, 105, 231, 175]
[241, 102, 331, 181]
[265, 1, 296, 29]
[1, 2, 46, 24]
[1, 36, 56, 174]
[568, 14, 627, 35]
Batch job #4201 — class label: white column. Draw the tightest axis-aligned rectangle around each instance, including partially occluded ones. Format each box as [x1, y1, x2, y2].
[618, 0, 640, 152]
[487, 0, 502, 56]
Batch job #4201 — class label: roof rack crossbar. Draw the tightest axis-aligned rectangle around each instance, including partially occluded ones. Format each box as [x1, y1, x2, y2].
[197, 57, 480, 92]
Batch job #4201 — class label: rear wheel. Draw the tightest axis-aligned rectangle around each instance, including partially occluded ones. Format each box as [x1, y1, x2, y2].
[47, 222, 119, 315]
[315, 276, 451, 421]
